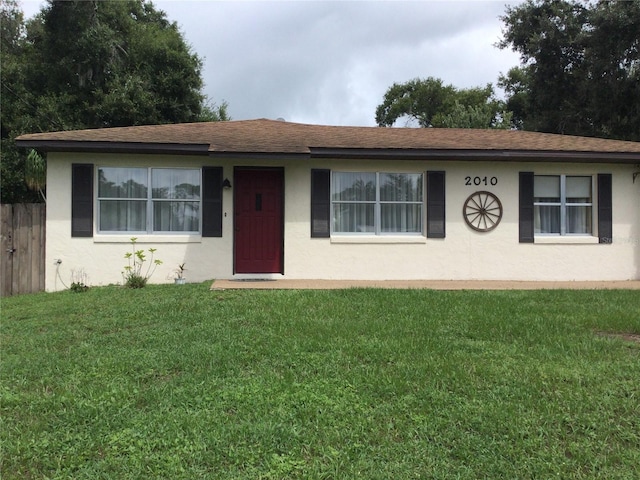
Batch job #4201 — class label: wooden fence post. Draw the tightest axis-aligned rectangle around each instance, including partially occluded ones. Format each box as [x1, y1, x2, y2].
[1, 205, 13, 297]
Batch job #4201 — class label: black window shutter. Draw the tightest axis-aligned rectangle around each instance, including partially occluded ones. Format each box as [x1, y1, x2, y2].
[311, 169, 330, 237]
[597, 173, 612, 244]
[426, 171, 446, 238]
[202, 166, 223, 237]
[519, 172, 534, 243]
[71, 163, 94, 237]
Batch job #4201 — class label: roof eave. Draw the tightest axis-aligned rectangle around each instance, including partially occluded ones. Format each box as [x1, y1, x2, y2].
[310, 148, 640, 164]
[15, 140, 211, 156]
[208, 151, 311, 161]
[15, 140, 640, 164]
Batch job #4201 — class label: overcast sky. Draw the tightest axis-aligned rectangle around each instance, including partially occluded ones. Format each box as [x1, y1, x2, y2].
[20, 0, 523, 127]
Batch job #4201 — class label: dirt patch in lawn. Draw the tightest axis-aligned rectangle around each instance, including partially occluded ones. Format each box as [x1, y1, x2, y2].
[595, 331, 640, 344]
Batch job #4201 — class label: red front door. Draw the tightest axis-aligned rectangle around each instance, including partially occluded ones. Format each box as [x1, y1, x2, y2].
[234, 168, 284, 274]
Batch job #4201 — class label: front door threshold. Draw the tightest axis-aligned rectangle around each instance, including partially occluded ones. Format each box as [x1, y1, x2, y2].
[232, 273, 285, 281]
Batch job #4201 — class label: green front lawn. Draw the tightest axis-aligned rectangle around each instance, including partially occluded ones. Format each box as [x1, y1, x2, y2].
[1, 284, 639, 479]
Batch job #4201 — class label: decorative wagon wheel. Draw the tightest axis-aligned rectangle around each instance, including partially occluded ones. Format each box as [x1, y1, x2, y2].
[463, 191, 503, 232]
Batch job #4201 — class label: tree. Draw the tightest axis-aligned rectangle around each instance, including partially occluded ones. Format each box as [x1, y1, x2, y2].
[25, 149, 47, 202]
[0, 0, 228, 203]
[26, 0, 208, 128]
[0, 0, 41, 203]
[199, 99, 231, 122]
[375, 77, 511, 129]
[498, 0, 640, 141]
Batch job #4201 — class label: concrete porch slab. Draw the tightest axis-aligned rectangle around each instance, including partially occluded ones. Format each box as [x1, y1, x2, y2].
[210, 279, 640, 291]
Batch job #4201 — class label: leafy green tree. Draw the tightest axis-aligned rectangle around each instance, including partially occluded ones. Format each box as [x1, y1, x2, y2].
[375, 77, 511, 129]
[199, 99, 231, 122]
[1, 0, 228, 203]
[25, 0, 206, 128]
[498, 0, 640, 140]
[1, 0, 40, 203]
[25, 149, 47, 202]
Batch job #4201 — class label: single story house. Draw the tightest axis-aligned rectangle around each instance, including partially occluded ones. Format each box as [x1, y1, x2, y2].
[16, 119, 640, 291]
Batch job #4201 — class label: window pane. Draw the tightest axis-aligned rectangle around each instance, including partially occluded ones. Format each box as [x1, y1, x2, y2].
[566, 206, 592, 234]
[332, 172, 375, 201]
[332, 203, 374, 233]
[100, 200, 146, 231]
[152, 169, 200, 200]
[566, 176, 591, 203]
[99, 168, 147, 198]
[534, 175, 560, 202]
[381, 204, 422, 233]
[153, 201, 200, 232]
[534, 205, 560, 234]
[380, 173, 423, 202]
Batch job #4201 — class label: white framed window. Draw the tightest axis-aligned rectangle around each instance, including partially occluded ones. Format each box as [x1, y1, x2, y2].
[98, 167, 201, 234]
[534, 175, 593, 235]
[331, 172, 423, 235]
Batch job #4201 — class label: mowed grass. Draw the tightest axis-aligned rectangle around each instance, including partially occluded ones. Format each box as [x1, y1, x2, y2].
[1, 284, 639, 479]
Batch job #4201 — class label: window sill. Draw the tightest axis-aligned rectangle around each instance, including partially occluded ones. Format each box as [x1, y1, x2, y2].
[93, 235, 202, 244]
[331, 235, 427, 244]
[534, 236, 599, 245]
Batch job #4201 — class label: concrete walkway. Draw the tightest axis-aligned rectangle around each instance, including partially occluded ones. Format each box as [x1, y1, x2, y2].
[211, 279, 640, 291]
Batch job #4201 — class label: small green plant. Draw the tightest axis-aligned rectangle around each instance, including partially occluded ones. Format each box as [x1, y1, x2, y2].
[122, 238, 162, 288]
[69, 282, 89, 293]
[174, 263, 186, 280]
[69, 269, 89, 293]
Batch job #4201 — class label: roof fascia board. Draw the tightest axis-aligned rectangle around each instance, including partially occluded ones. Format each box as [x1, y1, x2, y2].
[15, 140, 211, 155]
[14, 141, 640, 164]
[208, 152, 311, 161]
[309, 148, 640, 164]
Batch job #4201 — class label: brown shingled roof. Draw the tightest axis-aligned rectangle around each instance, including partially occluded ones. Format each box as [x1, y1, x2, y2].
[15, 118, 640, 162]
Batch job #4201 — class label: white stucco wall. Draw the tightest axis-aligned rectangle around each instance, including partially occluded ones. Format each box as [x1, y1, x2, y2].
[287, 159, 639, 282]
[46, 153, 235, 291]
[44, 152, 640, 291]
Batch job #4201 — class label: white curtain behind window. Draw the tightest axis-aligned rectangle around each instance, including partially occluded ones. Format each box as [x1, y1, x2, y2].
[153, 202, 200, 232]
[332, 172, 422, 234]
[152, 169, 200, 232]
[98, 168, 147, 231]
[534, 175, 592, 235]
[534, 176, 560, 234]
[380, 173, 422, 233]
[566, 176, 592, 234]
[332, 173, 375, 232]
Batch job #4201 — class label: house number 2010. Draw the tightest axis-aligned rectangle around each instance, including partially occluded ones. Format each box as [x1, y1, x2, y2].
[465, 176, 498, 186]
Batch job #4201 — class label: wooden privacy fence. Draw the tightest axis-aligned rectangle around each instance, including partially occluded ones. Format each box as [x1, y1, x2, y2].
[1, 204, 46, 297]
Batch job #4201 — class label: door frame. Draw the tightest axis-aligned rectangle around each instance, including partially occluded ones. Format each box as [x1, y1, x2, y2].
[233, 166, 285, 275]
